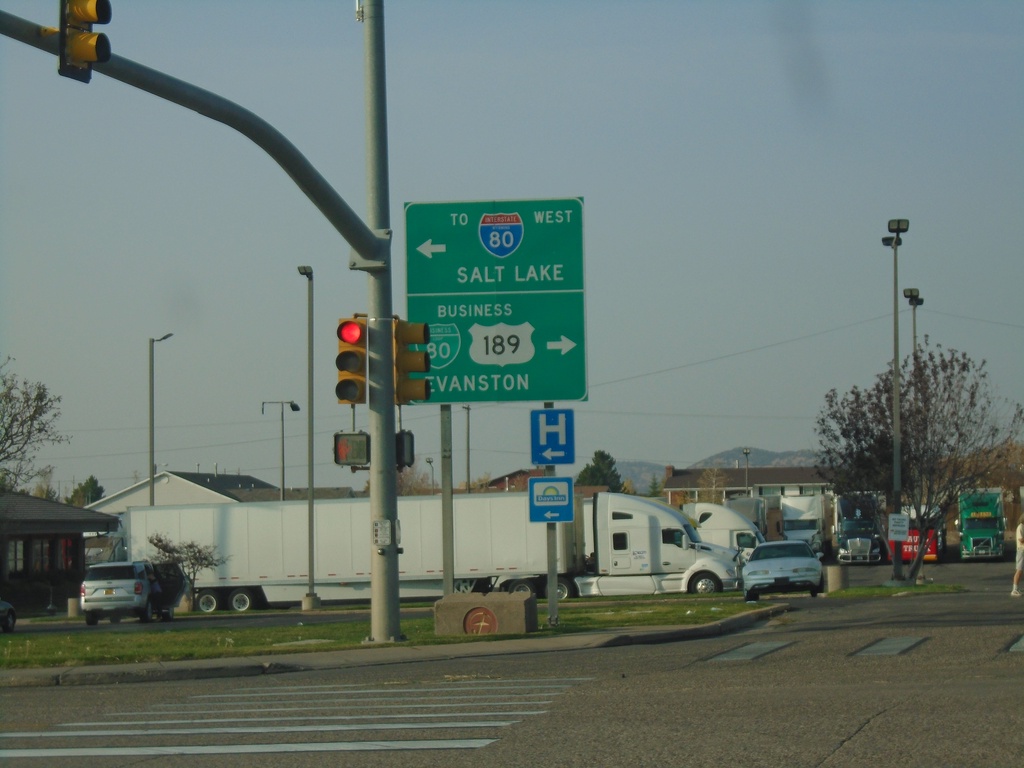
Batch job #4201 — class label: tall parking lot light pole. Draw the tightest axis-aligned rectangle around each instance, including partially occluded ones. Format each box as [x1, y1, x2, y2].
[148, 333, 173, 506]
[262, 400, 300, 501]
[883, 219, 909, 581]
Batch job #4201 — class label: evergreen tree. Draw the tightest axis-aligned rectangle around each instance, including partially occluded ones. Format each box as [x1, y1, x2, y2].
[576, 450, 623, 492]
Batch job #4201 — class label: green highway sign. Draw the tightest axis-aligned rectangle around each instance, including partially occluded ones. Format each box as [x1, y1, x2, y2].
[405, 198, 587, 403]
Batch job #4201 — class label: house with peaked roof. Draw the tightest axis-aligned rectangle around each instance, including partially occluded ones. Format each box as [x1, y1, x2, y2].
[662, 465, 830, 508]
[87, 470, 278, 514]
[0, 491, 119, 581]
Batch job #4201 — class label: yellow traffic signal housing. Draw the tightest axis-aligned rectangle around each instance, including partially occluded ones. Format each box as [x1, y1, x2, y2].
[393, 319, 431, 404]
[336, 317, 367, 405]
[59, 0, 112, 83]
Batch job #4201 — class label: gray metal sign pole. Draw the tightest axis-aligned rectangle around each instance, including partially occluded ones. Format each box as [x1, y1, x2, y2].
[441, 405, 455, 595]
[545, 402, 559, 627]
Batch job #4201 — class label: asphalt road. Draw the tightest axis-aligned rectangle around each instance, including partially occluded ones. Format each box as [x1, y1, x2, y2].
[2, 560, 1022, 766]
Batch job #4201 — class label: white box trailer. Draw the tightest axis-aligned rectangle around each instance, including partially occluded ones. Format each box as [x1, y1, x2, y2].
[121, 492, 739, 611]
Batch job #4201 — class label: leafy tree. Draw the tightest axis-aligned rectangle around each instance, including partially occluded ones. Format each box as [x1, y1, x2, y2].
[67, 476, 104, 507]
[0, 358, 69, 491]
[148, 532, 228, 609]
[576, 450, 623, 492]
[817, 340, 1023, 583]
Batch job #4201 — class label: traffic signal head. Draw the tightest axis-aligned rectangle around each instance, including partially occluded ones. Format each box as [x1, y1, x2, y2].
[393, 320, 431, 405]
[336, 317, 367, 404]
[59, 0, 112, 83]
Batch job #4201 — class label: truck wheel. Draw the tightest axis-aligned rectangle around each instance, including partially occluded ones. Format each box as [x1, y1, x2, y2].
[506, 579, 536, 597]
[228, 588, 253, 612]
[197, 590, 219, 613]
[688, 572, 722, 594]
[546, 577, 574, 600]
[84, 611, 99, 626]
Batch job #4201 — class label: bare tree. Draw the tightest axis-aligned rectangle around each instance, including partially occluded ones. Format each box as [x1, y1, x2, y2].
[0, 358, 69, 491]
[697, 467, 727, 503]
[817, 340, 1023, 582]
[148, 532, 228, 609]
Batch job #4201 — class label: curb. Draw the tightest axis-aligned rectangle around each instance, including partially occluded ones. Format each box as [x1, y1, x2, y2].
[0, 605, 787, 688]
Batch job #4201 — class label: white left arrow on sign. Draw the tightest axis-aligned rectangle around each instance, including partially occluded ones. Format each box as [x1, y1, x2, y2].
[417, 239, 447, 258]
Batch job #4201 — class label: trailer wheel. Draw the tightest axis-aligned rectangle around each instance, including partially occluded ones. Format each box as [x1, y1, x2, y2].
[688, 572, 722, 594]
[506, 579, 537, 597]
[228, 588, 253, 612]
[196, 590, 219, 613]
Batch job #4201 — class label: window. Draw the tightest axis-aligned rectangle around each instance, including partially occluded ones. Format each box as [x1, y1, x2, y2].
[612, 532, 628, 551]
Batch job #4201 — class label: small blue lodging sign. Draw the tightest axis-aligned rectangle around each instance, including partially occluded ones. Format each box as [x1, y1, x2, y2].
[528, 477, 575, 523]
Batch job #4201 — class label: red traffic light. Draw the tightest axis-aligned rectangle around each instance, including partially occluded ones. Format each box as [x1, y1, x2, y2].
[338, 320, 364, 345]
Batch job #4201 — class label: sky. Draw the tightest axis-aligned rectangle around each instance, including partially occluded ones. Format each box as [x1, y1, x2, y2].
[1, 0, 1022, 500]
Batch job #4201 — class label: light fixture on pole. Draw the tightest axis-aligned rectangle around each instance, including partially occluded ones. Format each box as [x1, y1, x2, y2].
[883, 218, 909, 581]
[148, 333, 173, 506]
[743, 447, 751, 497]
[297, 265, 319, 609]
[903, 288, 923, 353]
[426, 456, 435, 495]
[262, 400, 300, 501]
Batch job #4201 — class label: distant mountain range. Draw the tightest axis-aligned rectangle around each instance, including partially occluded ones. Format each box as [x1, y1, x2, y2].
[616, 447, 819, 492]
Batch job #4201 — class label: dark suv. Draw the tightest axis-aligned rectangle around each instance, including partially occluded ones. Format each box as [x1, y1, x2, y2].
[80, 561, 187, 625]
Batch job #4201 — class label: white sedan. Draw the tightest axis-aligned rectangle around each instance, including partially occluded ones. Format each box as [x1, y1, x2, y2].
[742, 541, 824, 602]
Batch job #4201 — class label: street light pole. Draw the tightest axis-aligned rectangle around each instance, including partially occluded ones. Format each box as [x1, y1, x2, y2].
[884, 219, 909, 582]
[743, 447, 751, 497]
[903, 288, 923, 353]
[148, 333, 173, 506]
[426, 456, 435, 495]
[297, 266, 319, 609]
[262, 400, 300, 501]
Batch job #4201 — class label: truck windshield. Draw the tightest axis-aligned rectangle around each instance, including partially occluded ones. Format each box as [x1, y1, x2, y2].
[842, 521, 875, 535]
[783, 520, 818, 531]
[963, 518, 998, 530]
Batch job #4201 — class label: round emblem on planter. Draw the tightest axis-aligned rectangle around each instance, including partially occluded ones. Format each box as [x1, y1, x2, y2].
[463, 606, 498, 635]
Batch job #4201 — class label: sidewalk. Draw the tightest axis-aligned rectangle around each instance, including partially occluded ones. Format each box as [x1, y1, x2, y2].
[1, 605, 787, 688]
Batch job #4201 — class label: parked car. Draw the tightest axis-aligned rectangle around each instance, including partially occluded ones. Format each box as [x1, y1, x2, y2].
[0, 596, 15, 633]
[80, 561, 188, 625]
[742, 540, 824, 602]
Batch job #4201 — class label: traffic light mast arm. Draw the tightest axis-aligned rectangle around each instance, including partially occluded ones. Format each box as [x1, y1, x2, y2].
[0, 8, 387, 269]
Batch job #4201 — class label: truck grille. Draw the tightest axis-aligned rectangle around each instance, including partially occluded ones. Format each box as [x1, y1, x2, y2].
[848, 538, 872, 557]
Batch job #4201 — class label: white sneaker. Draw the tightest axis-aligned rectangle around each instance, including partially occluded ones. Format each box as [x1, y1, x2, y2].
[1012, 589, 1021, 597]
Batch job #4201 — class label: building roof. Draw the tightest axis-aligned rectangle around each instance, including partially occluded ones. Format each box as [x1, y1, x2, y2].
[664, 465, 829, 491]
[0, 491, 120, 534]
[165, 471, 277, 499]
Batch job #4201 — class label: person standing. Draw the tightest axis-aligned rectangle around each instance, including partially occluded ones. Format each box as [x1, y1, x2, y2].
[1013, 518, 1024, 597]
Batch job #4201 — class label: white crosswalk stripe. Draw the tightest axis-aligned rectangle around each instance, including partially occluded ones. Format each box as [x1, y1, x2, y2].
[0, 677, 590, 759]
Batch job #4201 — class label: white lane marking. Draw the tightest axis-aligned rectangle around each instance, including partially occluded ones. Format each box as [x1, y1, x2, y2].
[1, 721, 517, 740]
[0, 739, 496, 758]
[64, 710, 546, 727]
